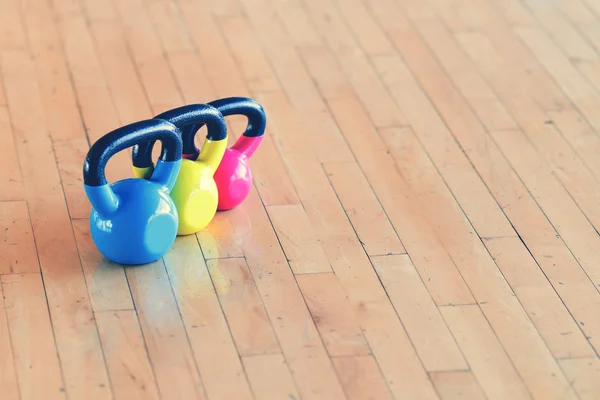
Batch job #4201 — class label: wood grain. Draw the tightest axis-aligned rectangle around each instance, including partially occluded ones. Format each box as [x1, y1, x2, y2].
[2, 0, 600, 398]
[430, 371, 487, 400]
[0, 201, 39, 275]
[0, 281, 20, 400]
[95, 310, 160, 400]
[2, 274, 66, 400]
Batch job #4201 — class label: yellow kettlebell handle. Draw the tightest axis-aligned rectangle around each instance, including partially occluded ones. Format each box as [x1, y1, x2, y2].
[194, 138, 227, 174]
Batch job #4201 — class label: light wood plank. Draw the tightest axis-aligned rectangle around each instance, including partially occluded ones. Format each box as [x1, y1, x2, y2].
[206, 0, 241, 16]
[379, 47, 519, 238]
[164, 236, 254, 400]
[0, 108, 25, 201]
[256, 91, 439, 399]
[217, 14, 279, 93]
[403, 10, 600, 189]
[398, 16, 517, 130]
[443, 9, 600, 237]
[442, 0, 570, 112]
[52, 139, 92, 219]
[242, 354, 300, 400]
[0, 201, 39, 275]
[229, 0, 356, 164]
[2, 274, 66, 400]
[480, 0, 536, 25]
[430, 371, 487, 400]
[371, 255, 468, 371]
[560, 357, 600, 400]
[581, 0, 600, 19]
[72, 220, 133, 312]
[207, 257, 280, 357]
[267, 204, 332, 274]
[250, 132, 302, 207]
[296, 272, 370, 357]
[301, 0, 408, 129]
[0, 75, 5, 106]
[557, 1, 600, 56]
[554, 0, 600, 25]
[236, 187, 348, 400]
[126, 260, 206, 399]
[54, 10, 131, 182]
[513, 25, 600, 130]
[386, 11, 600, 359]
[440, 304, 531, 400]
[0, 0, 27, 51]
[431, 0, 600, 185]
[545, 107, 600, 183]
[382, 126, 576, 399]
[87, 17, 152, 124]
[3, 50, 111, 400]
[511, 27, 600, 199]
[112, 0, 182, 114]
[518, 0, 597, 60]
[364, 4, 600, 368]
[95, 310, 160, 400]
[147, 0, 194, 54]
[324, 162, 406, 256]
[0, 282, 20, 400]
[177, 0, 248, 99]
[484, 236, 594, 358]
[364, 38, 517, 241]
[167, 50, 216, 105]
[332, 355, 394, 400]
[576, 60, 600, 96]
[197, 210, 245, 260]
[334, 0, 395, 57]
[293, 50, 474, 306]
[489, 128, 600, 288]
[20, 0, 82, 143]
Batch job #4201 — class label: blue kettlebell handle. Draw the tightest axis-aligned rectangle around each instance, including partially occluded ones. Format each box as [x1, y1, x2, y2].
[181, 97, 266, 157]
[132, 104, 227, 169]
[83, 119, 183, 216]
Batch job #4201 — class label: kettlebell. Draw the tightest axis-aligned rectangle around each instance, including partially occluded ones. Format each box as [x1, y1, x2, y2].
[181, 97, 267, 211]
[83, 119, 183, 265]
[132, 104, 228, 235]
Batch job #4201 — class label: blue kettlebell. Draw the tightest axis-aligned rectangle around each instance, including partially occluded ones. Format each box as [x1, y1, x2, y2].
[83, 118, 183, 265]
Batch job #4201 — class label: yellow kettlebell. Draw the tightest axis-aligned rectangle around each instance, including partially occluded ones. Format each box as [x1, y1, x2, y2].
[132, 104, 228, 235]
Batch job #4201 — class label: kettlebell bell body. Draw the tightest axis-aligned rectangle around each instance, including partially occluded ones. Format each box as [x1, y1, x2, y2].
[182, 97, 267, 211]
[84, 119, 183, 265]
[132, 104, 228, 235]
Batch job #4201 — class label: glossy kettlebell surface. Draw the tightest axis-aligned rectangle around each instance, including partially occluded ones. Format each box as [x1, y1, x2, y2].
[84, 119, 183, 265]
[170, 141, 222, 235]
[132, 104, 228, 235]
[182, 97, 267, 211]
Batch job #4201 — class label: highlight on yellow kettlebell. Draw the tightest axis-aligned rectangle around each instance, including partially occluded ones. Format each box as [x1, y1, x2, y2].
[132, 104, 228, 236]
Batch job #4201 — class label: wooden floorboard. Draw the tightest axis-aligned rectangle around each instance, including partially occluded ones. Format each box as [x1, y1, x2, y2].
[1, 0, 600, 398]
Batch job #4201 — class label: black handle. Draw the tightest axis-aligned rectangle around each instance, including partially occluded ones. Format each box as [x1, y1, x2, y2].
[181, 97, 266, 155]
[84, 119, 183, 187]
[132, 104, 227, 168]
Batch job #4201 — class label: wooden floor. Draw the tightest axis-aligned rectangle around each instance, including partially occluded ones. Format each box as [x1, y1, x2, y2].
[3, 0, 600, 399]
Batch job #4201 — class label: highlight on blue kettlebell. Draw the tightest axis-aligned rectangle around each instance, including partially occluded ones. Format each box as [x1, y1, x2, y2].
[83, 118, 183, 265]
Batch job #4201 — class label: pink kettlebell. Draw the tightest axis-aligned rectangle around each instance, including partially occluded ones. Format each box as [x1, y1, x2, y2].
[181, 97, 266, 211]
